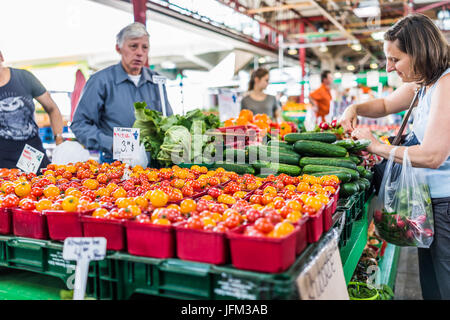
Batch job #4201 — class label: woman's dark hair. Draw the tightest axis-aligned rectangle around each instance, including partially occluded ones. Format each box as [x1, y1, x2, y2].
[248, 68, 269, 91]
[384, 13, 449, 86]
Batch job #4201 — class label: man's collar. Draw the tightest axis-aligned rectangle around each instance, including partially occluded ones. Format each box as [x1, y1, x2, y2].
[114, 62, 155, 85]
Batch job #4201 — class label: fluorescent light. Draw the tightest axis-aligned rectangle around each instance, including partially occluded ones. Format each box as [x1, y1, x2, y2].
[161, 61, 176, 69]
[370, 63, 378, 69]
[334, 72, 342, 78]
[354, 6, 380, 18]
[288, 48, 298, 55]
[351, 43, 362, 51]
[371, 31, 385, 41]
[347, 65, 355, 71]
[258, 57, 266, 64]
[319, 45, 328, 53]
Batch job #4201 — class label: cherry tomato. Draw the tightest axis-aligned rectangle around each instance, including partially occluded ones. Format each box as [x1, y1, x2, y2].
[254, 217, 274, 233]
[2, 194, 20, 208]
[207, 187, 223, 199]
[224, 215, 240, 229]
[15, 182, 32, 198]
[187, 216, 203, 230]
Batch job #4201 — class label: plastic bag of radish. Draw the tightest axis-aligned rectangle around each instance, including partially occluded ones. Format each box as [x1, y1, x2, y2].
[374, 147, 434, 248]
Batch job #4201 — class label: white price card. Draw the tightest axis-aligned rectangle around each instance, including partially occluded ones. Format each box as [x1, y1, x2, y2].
[113, 127, 140, 163]
[16, 144, 44, 174]
[63, 237, 106, 300]
[152, 75, 168, 117]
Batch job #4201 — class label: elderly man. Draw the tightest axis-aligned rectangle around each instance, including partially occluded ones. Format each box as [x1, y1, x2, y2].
[71, 22, 173, 163]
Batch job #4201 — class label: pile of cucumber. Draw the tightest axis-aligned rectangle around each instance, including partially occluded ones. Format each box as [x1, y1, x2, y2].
[213, 131, 373, 198]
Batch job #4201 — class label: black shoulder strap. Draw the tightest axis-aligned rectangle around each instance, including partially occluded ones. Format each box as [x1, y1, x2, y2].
[392, 86, 422, 146]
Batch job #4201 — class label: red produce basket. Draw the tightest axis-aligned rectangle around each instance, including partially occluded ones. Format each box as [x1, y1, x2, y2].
[332, 186, 340, 213]
[174, 221, 229, 265]
[80, 215, 126, 251]
[0, 208, 12, 235]
[323, 198, 334, 232]
[125, 220, 175, 259]
[12, 208, 48, 240]
[293, 216, 309, 256]
[227, 225, 298, 273]
[214, 125, 264, 148]
[306, 207, 324, 244]
[45, 210, 85, 241]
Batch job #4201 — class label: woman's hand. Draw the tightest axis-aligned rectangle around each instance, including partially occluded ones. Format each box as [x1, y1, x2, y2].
[339, 104, 358, 133]
[351, 128, 381, 154]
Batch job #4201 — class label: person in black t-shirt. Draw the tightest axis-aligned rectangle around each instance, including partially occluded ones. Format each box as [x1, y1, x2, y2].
[0, 50, 64, 169]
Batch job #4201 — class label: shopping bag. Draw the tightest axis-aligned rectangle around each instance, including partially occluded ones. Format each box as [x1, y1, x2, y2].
[51, 141, 90, 165]
[304, 106, 318, 131]
[374, 147, 434, 248]
[129, 143, 149, 168]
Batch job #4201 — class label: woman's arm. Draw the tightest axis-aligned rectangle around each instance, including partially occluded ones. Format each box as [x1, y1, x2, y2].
[353, 74, 450, 169]
[341, 82, 418, 132]
[35, 92, 64, 145]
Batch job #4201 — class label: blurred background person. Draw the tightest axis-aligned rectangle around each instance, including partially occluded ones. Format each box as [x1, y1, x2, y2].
[0, 49, 63, 169]
[241, 67, 281, 122]
[309, 70, 333, 122]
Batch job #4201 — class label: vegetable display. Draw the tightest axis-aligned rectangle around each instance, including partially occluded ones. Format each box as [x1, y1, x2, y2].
[133, 102, 221, 167]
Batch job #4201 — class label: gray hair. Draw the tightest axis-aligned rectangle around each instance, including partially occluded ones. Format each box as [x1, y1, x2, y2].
[116, 22, 149, 48]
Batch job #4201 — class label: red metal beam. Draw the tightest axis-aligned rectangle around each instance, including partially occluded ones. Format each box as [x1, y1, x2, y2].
[414, 0, 450, 13]
[299, 22, 306, 103]
[132, 0, 147, 25]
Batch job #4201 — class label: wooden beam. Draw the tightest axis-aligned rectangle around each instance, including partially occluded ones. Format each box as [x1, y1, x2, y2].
[246, 1, 313, 14]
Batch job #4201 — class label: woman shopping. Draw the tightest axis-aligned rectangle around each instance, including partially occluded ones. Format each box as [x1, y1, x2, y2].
[340, 14, 450, 299]
[0, 49, 64, 169]
[241, 68, 281, 121]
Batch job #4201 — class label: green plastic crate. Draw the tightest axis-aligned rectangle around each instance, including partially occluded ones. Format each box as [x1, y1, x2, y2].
[97, 243, 327, 300]
[0, 235, 97, 299]
[337, 197, 356, 224]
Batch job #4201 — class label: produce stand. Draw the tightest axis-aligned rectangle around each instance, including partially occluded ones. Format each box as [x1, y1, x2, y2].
[0, 210, 344, 300]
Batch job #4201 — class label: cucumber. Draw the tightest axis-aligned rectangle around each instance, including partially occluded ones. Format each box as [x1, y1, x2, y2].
[223, 148, 248, 162]
[348, 139, 371, 152]
[299, 157, 357, 170]
[247, 145, 300, 165]
[347, 154, 362, 165]
[340, 182, 360, 197]
[360, 177, 371, 190]
[302, 165, 360, 180]
[356, 179, 367, 191]
[261, 163, 302, 176]
[252, 160, 270, 170]
[284, 132, 337, 144]
[294, 140, 347, 157]
[267, 140, 294, 151]
[361, 169, 373, 181]
[213, 162, 255, 175]
[356, 166, 366, 176]
[310, 171, 353, 183]
[333, 139, 356, 150]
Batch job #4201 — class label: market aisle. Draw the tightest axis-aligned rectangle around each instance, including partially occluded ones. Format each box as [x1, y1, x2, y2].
[394, 247, 423, 300]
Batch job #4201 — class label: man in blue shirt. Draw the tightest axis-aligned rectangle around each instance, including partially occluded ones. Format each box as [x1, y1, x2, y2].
[71, 22, 173, 163]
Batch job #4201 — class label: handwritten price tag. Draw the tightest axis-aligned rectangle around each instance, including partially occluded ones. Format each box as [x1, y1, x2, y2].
[63, 237, 106, 300]
[16, 144, 44, 174]
[152, 75, 168, 116]
[113, 127, 140, 163]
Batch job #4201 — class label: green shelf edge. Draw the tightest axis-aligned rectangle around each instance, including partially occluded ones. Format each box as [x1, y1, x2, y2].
[339, 194, 371, 284]
[376, 243, 400, 290]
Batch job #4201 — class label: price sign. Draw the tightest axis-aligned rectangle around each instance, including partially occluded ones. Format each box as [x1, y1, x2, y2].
[153, 75, 168, 117]
[113, 127, 140, 163]
[296, 230, 349, 300]
[16, 144, 44, 174]
[63, 237, 106, 300]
